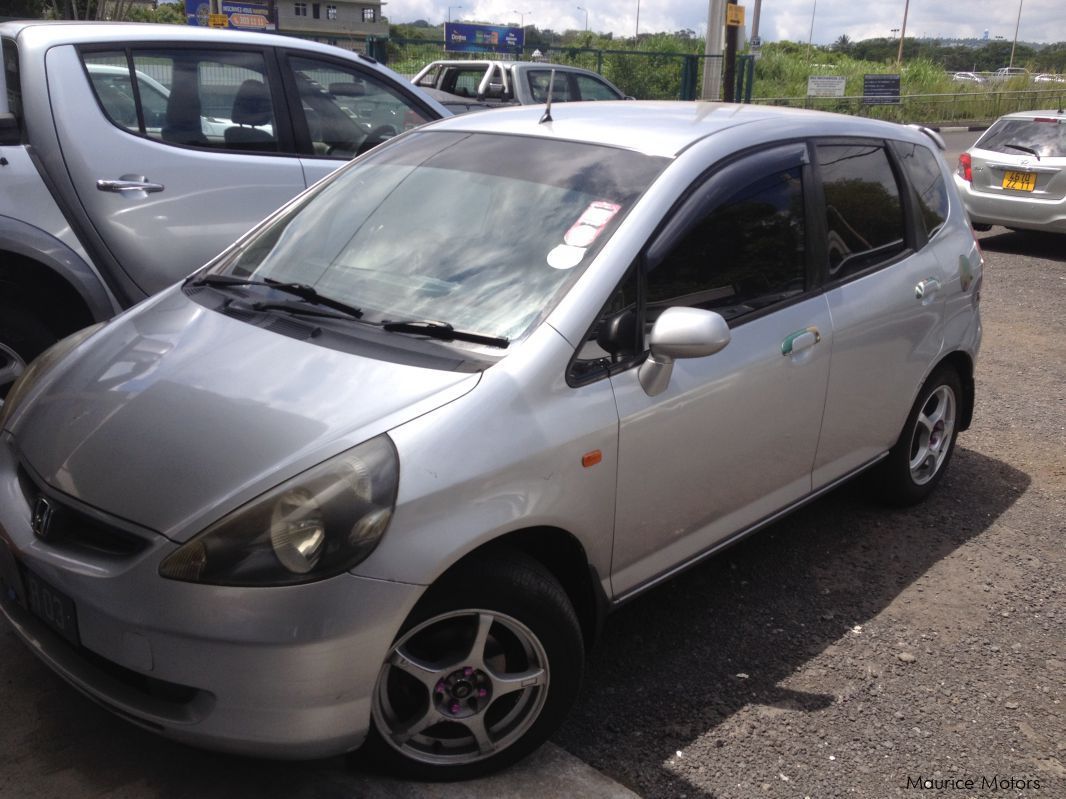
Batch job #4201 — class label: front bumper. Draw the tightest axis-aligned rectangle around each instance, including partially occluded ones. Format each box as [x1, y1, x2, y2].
[0, 436, 422, 759]
[954, 174, 1066, 233]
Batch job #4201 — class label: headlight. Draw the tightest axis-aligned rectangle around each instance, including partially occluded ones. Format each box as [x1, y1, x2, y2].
[0, 323, 106, 431]
[160, 435, 399, 586]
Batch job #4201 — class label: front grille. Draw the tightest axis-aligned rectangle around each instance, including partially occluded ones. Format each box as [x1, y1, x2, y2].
[16, 465, 150, 557]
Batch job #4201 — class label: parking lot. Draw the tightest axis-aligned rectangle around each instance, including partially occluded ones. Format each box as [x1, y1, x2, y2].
[2, 144, 1063, 798]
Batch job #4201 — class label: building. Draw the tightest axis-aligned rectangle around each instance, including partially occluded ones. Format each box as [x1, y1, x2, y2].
[276, 0, 387, 53]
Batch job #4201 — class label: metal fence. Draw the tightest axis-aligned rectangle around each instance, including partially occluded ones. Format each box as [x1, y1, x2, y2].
[754, 88, 1066, 126]
[377, 38, 755, 102]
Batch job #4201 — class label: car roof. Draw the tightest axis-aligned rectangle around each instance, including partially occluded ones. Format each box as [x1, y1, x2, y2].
[996, 109, 1066, 120]
[423, 59, 601, 74]
[425, 100, 934, 159]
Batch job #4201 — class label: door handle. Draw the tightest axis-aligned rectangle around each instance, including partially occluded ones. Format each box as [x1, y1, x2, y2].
[915, 278, 941, 300]
[781, 327, 821, 356]
[96, 177, 165, 194]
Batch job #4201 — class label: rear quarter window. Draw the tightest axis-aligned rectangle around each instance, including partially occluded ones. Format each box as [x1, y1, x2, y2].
[893, 141, 950, 238]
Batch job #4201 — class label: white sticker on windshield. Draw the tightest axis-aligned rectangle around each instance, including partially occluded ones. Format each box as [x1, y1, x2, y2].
[547, 244, 587, 270]
[564, 201, 622, 248]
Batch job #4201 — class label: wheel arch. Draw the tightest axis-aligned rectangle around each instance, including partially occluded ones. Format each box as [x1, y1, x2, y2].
[936, 350, 975, 431]
[431, 526, 609, 648]
[0, 218, 119, 339]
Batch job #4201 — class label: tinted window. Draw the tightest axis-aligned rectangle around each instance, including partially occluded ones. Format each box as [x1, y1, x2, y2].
[527, 70, 574, 102]
[976, 118, 1066, 157]
[288, 55, 431, 159]
[575, 74, 621, 101]
[816, 144, 906, 279]
[646, 166, 807, 323]
[894, 141, 949, 237]
[3, 37, 22, 123]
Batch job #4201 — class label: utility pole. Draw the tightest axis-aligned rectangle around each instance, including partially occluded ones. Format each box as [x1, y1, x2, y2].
[896, 0, 910, 65]
[1009, 0, 1024, 68]
[701, 0, 724, 100]
[723, 0, 738, 102]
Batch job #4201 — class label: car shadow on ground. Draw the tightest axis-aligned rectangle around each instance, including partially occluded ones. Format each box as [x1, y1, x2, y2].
[978, 228, 1066, 262]
[552, 446, 1030, 798]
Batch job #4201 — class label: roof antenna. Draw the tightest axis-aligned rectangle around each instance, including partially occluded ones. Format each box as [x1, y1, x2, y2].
[539, 69, 556, 124]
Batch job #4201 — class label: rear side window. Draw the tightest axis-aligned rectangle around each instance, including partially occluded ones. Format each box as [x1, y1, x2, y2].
[894, 141, 949, 238]
[82, 49, 279, 153]
[575, 74, 621, 101]
[976, 118, 1066, 157]
[815, 143, 906, 280]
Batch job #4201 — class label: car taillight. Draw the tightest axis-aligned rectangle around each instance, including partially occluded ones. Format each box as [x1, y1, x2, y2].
[958, 152, 973, 182]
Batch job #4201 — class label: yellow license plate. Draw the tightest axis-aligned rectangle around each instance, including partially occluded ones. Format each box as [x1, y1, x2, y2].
[1002, 170, 1037, 191]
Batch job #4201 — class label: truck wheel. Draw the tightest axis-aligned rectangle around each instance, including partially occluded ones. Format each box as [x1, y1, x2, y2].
[0, 301, 56, 399]
[363, 549, 584, 781]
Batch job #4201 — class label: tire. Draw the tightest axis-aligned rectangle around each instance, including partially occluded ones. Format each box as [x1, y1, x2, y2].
[873, 365, 962, 506]
[0, 300, 56, 400]
[360, 549, 584, 781]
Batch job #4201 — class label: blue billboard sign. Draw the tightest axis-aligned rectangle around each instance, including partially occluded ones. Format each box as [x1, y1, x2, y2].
[445, 23, 524, 54]
[186, 0, 274, 31]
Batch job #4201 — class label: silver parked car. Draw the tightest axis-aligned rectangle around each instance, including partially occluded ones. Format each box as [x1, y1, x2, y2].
[954, 109, 1066, 233]
[0, 102, 982, 779]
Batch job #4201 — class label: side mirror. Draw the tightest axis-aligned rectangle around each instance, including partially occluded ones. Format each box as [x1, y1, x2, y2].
[481, 82, 506, 100]
[638, 307, 730, 396]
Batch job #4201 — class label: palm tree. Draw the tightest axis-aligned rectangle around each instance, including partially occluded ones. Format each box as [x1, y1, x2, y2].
[833, 34, 852, 53]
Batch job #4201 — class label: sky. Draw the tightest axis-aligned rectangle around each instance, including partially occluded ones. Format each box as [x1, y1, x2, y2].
[386, 1, 1066, 45]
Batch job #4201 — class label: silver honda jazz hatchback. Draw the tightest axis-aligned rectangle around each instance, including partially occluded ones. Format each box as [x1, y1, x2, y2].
[0, 102, 982, 779]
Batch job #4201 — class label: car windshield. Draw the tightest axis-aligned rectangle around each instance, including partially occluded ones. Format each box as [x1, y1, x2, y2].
[976, 118, 1066, 158]
[216, 131, 669, 344]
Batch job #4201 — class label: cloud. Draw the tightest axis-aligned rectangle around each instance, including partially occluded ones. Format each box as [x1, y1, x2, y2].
[387, 0, 1065, 44]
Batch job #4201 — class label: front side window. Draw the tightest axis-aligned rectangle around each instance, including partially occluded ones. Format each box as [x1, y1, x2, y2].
[83, 49, 278, 153]
[288, 55, 431, 158]
[894, 141, 949, 238]
[216, 132, 668, 344]
[646, 165, 807, 325]
[816, 143, 906, 280]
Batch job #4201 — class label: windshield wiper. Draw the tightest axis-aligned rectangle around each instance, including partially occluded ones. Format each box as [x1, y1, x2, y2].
[190, 274, 363, 318]
[1004, 144, 1041, 160]
[231, 298, 363, 323]
[382, 320, 509, 349]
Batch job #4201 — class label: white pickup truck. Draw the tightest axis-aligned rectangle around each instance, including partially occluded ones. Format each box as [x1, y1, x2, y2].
[0, 20, 447, 398]
[411, 59, 629, 107]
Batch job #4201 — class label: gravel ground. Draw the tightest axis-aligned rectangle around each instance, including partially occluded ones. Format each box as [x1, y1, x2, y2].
[554, 227, 1065, 798]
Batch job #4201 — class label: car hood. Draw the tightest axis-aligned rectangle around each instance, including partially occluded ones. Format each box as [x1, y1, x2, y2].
[14, 289, 480, 541]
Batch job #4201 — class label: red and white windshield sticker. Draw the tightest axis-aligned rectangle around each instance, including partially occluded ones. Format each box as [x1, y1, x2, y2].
[564, 201, 622, 248]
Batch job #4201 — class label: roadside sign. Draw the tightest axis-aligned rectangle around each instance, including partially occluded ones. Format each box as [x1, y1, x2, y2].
[807, 76, 846, 97]
[445, 22, 524, 54]
[863, 73, 901, 105]
[208, 13, 228, 28]
[726, 5, 746, 27]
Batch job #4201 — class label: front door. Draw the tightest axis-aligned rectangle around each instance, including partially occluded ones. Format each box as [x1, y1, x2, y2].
[609, 144, 832, 598]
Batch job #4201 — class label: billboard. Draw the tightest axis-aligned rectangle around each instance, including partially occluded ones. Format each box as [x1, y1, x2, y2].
[445, 22, 524, 54]
[186, 1, 275, 31]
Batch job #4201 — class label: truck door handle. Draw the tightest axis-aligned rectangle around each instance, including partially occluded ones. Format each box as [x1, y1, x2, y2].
[96, 177, 165, 194]
[781, 327, 821, 356]
[915, 278, 941, 300]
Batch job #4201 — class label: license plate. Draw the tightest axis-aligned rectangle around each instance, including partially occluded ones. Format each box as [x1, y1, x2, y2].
[21, 565, 80, 646]
[1002, 170, 1037, 191]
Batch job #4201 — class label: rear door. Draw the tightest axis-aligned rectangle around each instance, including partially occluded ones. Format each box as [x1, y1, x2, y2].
[48, 42, 305, 295]
[810, 139, 949, 487]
